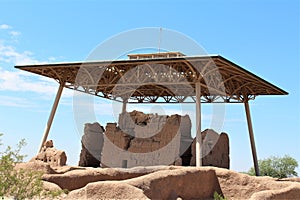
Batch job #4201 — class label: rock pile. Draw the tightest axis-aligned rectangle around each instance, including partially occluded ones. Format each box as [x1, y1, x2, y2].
[30, 140, 67, 167]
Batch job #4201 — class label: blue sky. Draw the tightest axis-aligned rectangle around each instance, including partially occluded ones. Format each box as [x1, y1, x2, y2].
[0, 0, 299, 174]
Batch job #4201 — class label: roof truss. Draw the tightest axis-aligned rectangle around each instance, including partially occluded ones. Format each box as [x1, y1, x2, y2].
[15, 55, 287, 103]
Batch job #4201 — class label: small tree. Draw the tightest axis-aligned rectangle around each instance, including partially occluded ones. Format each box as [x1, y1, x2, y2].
[247, 155, 298, 178]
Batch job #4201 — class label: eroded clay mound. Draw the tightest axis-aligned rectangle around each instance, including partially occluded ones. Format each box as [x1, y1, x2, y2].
[67, 167, 222, 200]
[14, 162, 300, 200]
[42, 165, 179, 191]
[210, 166, 300, 199]
[67, 181, 148, 200]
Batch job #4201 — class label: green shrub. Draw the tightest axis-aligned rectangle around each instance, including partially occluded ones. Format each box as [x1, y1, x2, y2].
[247, 155, 298, 178]
[0, 133, 66, 199]
[213, 191, 227, 200]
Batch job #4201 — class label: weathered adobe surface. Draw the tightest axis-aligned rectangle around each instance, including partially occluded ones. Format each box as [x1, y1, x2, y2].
[105, 112, 191, 153]
[16, 162, 300, 200]
[103, 126, 230, 168]
[101, 112, 192, 167]
[42, 165, 179, 191]
[79, 122, 105, 167]
[212, 166, 300, 199]
[66, 167, 222, 200]
[30, 140, 67, 167]
[190, 129, 230, 168]
[81, 110, 229, 168]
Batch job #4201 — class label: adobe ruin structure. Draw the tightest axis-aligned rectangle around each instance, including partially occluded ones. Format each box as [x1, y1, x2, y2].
[31, 140, 67, 167]
[15, 52, 288, 176]
[78, 110, 230, 168]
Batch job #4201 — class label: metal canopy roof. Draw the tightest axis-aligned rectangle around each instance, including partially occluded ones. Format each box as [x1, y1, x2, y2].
[15, 55, 288, 103]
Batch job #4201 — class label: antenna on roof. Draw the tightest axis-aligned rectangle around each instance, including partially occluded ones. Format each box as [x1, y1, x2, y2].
[158, 27, 162, 53]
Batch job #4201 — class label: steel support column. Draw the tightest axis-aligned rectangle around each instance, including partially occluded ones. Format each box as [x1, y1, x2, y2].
[122, 100, 127, 113]
[244, 101, 260, 176]
[38, 83, 64, 152]
[195, 82, 202, 167]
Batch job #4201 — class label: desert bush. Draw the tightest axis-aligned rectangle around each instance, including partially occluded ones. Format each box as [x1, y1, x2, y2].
[247, 155, 298, 178]
[0, 133, 65, 199]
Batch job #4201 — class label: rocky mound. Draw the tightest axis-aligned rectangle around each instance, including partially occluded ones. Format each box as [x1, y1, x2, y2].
[15, 162, 300, 199]
[212, 166, 300, 199]
[42, 165, 178, 191]
[67, 167, 221, 199]
[67, 182, 147, 200]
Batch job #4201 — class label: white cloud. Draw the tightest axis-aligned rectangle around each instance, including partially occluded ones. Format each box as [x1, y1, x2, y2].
[0, 68, 57, 95]
[0, 67, 74, 98]
[0, 24, 74, 108]
[0, 41, 40, 65]
[0, 24, 50, 65]
[0, 24, 12, 30]
[0, 95, 34, 107]
[0, 37, 73, 101]
[9, 31, 21, 37]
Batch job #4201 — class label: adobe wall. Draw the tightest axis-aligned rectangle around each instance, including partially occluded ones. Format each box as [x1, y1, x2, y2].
[190, 129, 230, 169]
[79, 122, 104, 167]
[101, 111, 193, 167]
[30, 140, 67, 167]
